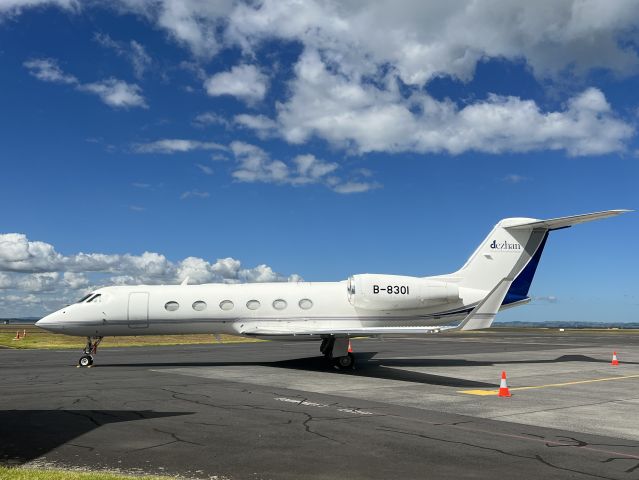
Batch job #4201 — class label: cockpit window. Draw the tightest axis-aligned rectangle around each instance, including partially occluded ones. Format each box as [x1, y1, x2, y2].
[76, 293, 94, 303]
[87, 294, 101, 303]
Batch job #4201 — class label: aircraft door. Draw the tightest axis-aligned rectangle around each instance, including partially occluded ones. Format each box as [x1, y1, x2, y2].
[128, 292, 149, 329]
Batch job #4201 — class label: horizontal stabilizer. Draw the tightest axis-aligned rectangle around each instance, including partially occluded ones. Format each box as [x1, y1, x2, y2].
[505, 209, 631, 231]
[450, 278, 512, 331]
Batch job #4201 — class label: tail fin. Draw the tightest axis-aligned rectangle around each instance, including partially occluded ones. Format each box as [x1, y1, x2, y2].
[456, 210, 630, 299]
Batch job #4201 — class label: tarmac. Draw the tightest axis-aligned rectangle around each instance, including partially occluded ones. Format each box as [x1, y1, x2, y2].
[2, 329, 639, 479]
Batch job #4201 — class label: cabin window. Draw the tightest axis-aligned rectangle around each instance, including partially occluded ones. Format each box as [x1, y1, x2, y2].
[299, 298, 313, 310]
[165, 301, 180, 312]
[272, 299, 287, 310]
[219, 300, 234, 311]
[192, 301, 207, 311]
[246, 300, 261, 310]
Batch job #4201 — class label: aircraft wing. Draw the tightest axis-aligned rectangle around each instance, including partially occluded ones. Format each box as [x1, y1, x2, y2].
[505, 209, 631, 231]
[243, 326, 452, 337]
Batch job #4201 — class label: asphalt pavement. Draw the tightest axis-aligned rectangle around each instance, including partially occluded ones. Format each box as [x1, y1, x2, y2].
[2, 329, 639, 479]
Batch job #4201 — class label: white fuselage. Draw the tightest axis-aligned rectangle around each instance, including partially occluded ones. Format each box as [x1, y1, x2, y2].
[36, 279, 486, 338]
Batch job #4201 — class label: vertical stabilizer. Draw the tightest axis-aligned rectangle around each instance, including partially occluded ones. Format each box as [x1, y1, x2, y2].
[455, 210, 629, 298]
[457, 218, 547, 292]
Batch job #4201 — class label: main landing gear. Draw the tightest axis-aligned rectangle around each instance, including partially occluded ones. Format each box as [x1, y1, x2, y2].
[320, 337, 355, 370]
[78, 336, 103, 368]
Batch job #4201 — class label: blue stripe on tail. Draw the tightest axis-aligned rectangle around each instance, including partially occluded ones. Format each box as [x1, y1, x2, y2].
[502, 231, 549, 305]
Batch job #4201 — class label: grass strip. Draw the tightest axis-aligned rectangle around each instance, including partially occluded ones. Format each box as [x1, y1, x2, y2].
[0, 466, 175, 480]
[0, 325, 261, 350]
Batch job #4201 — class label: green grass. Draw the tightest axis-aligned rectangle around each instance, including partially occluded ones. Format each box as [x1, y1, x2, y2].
[0, 466, 175, 480]
[0, 325, 261, 350]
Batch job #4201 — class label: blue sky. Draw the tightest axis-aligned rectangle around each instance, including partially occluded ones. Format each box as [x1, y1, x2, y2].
[0, 1, 636, 321]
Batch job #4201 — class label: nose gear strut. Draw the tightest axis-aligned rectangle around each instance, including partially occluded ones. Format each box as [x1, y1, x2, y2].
[78, 336, 103, 368]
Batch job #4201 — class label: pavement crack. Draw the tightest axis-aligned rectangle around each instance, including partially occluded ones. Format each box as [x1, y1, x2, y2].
[64, 410, 102, 427]
[601, 457, 639, 473]
[487, 398, 633, 419]
[130, 427, 204, 452]
[300, 412, 343, 444]
[377, 427, 617, 480]
[153, 427, 204, 447]
[184, 420, 230, 427]
[66, 443, 95, 452]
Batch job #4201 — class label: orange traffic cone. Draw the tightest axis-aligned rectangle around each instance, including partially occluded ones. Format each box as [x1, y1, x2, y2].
[13, 330, 20, 340]
[23, 329, 26, 338]
[611, 352, 619, 366]
[498, 371, 511, 397]
[347, 340, 353, 353]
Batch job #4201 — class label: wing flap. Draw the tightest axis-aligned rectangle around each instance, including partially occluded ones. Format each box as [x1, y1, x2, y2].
[243, 326, 451, 337]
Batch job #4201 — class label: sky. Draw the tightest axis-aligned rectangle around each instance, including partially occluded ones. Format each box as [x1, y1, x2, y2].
[0, 0, 637, 321]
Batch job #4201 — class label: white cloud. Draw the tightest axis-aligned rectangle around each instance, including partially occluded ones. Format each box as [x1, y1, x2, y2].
[291, 154, 338, 184]
[23, 58, 77, 84]
[63, 272, 89, 289]
[13, 2, 639, 156]
[133, 139, 226, 154]
[11, 2, 639, 83]
[234, 114, 278, 138]
[180, 189, 209, 199]
[0, 232, 299, 315]
[192, 112, 230, 128]
[0, 0, 77, 18]
[229, 142, 380, 193]
[260, 49, 633, 156]
[195, 163, 214, 175]
[130, 40, 151, 77]
[502, 174, 529, 184]
[230, 141, 289, 184]
[24, 57, 147, 109]
[151, 0, 235, 58]
[228, 0, 639, 83]
[94, 32, 152, 79]
[78, 78, 147, 109]
[204, 64, 268, 103]
[534, 295, 558, 304]
[332, 181, 381, 194]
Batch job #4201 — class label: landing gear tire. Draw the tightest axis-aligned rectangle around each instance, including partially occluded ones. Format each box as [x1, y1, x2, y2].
[332, 352, 355, 370]
[78, 336, 103, 368]
[78, 355, 93, 367]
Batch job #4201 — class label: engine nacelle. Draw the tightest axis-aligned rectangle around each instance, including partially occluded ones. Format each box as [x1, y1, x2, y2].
[347, 274, 459, 311]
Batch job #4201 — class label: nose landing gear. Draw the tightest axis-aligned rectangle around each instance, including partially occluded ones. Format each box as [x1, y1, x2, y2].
[77, 336, 103, 368]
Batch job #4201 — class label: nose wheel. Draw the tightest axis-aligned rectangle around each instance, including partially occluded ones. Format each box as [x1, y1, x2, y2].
[78, 336, 103, 368]
[78, 355, 93, 367]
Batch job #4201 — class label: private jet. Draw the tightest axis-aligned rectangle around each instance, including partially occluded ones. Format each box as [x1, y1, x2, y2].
[37, 210, 630, 369]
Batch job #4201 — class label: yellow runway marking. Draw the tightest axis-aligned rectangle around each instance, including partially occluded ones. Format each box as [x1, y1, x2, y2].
[460, 373, 639, 395]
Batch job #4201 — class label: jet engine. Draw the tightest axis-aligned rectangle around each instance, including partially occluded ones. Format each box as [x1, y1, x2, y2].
[347, 274, 459, 310]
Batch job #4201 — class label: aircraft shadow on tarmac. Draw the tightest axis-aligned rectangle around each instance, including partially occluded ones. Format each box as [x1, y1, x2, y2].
[0, 410, 192, 465]
[98, 352, 635, 389]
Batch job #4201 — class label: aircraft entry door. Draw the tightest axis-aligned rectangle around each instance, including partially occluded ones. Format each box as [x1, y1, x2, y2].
[128, 292, 149, 329]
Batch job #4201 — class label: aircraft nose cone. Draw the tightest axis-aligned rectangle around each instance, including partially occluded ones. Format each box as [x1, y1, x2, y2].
[36, 312, 65, 332]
